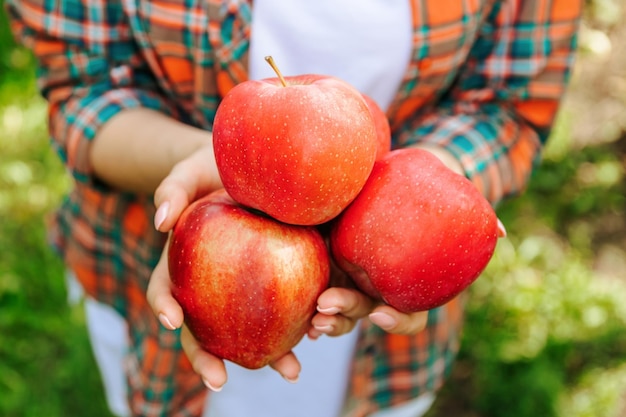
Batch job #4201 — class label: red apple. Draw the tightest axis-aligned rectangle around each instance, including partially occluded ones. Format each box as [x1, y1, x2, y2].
[168, 189, 330, 369]
[361, 93, 392, 160]
[330, 148, 499, 313]
[212, 58, 378, 226]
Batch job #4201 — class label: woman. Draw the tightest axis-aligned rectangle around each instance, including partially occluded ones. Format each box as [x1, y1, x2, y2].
[7, 0, 582, 416]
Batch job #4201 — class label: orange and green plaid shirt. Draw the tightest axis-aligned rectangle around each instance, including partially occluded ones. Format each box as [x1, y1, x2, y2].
[7, 0, 582, 416]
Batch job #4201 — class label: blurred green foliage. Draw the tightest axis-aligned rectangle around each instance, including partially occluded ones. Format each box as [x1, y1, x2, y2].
[1, 0, 625, 416]
[1, 2, 113, 416]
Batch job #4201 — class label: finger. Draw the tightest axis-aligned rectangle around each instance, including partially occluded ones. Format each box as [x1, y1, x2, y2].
[153, 164, 201, 232]
[312, 287, 378, 337]
[369, 305, 429, 335]
[316, 287, 377, 320]
[147, 237, 184, 330]
[307, 326, 324, 340]
[181, 325, 228, 392]
[269, 351, 301, 384]
[310, 311, 359, 337]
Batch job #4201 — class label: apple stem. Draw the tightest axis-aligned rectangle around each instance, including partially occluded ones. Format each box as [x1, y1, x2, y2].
[265, 56, 288, 87]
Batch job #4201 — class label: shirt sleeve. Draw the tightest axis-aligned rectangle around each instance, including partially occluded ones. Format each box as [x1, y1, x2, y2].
[6, 0, 178, 185]
[396, 0, 583, 205]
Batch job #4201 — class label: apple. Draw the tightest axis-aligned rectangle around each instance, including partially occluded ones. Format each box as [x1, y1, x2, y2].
[361, 93, 392, 160]
[330, 148, 499, 313]
[168, 189, 330, 369]
[212, 57, 378, 226]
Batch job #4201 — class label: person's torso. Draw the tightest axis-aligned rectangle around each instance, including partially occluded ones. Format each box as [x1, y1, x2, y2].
[56, 1, 490, 414]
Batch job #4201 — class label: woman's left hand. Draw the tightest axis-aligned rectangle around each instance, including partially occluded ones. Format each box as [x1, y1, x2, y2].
[308, 261, 429, 339]
[309, 287, 429, 339]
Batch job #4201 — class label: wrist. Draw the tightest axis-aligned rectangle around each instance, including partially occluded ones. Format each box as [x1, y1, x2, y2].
[90, 108, 213, 194]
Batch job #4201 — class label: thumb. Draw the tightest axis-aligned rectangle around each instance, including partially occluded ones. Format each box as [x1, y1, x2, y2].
[153, 146, 222, 232]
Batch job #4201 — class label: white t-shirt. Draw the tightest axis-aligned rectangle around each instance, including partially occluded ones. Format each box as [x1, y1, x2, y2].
[204, 1, 413, 417]
[247, 0, 412, 111]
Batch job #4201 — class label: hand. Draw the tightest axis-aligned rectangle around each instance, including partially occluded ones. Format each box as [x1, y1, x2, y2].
[307, 260, 429, 340]
[147, 144, 301, 391]
[309, 288, 429, 339]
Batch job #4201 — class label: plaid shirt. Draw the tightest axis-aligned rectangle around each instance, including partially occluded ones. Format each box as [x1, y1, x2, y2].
[7, 0, 581, 416]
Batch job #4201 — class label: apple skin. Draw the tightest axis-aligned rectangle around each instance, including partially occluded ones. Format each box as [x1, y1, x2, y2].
[330, 148, 499, 313]
[213, 74, 378, 226]
[168, 189, 330, 369]
[361, 93, 392, 160]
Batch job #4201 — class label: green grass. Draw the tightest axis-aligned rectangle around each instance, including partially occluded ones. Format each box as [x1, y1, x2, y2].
[2, 1, 626, 416]
[1, 6, 114, 415]
[0, 102, 115, 416]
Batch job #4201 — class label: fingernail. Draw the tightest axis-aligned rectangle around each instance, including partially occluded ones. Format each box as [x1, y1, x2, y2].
[154, 201, 170, 230]
[307, 330, 322, 340]
[283, 374, 299, 384]
[316, 306, 340, 315]
[203, 377, 223, 392]
[159, 313, 177, 330]
[369, 312, 397, 330]
[497, 218, 507, 238]
[313, 324, 333, 333]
